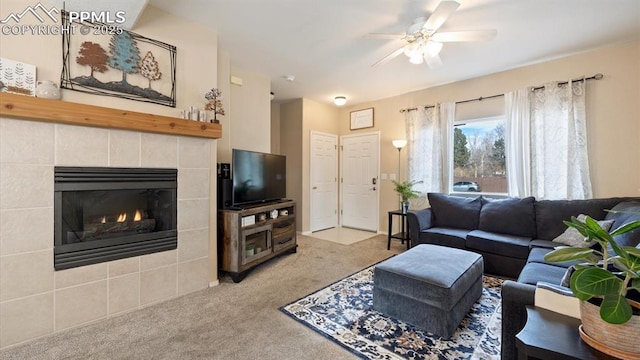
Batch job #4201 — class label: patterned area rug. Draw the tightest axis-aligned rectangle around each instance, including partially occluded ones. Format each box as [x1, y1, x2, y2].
[280, 265, 503, 360]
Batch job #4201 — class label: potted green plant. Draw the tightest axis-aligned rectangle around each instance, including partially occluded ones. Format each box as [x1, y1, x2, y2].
[392, 180, 422, 213]
[543, 214, 640, 356]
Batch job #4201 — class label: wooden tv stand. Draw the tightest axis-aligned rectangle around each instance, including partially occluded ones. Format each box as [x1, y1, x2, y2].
[218, 200, 297, 282]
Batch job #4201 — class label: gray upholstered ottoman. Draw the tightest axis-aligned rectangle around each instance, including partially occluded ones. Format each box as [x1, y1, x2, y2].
[373, 244, 483, 338]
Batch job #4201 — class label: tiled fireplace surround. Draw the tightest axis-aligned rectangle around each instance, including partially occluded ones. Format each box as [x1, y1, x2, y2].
[0, 117, 213, 349]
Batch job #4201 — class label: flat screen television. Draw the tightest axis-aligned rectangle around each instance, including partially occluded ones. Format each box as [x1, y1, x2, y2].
[232, 149, 286, 206]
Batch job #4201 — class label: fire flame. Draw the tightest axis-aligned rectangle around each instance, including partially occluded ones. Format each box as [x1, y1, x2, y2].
[102, 210, 142, 223]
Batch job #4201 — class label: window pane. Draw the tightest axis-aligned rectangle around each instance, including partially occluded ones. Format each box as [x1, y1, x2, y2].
[453, 117, 506, 194]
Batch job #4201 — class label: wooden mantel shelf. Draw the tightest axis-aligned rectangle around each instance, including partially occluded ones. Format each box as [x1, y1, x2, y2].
[0, 92, 222, 139]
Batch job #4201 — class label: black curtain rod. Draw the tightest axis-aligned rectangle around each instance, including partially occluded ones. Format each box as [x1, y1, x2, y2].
[531, 73, 603, 91]
[398, 73, 603, 113]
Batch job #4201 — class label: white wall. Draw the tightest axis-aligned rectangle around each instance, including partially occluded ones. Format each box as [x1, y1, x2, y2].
[229, 67, 271, 154]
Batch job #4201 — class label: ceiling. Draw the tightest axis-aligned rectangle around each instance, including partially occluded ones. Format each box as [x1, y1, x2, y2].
[69, 0, 640, 107]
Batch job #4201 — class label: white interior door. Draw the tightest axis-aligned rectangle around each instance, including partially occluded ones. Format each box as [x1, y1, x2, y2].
[340, 132, 379, 232]
[310, 132, 338, 232]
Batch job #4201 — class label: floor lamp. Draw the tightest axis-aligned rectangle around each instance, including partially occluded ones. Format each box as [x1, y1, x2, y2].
[392, 140, 408, 181]
[392, 139, 407, 214]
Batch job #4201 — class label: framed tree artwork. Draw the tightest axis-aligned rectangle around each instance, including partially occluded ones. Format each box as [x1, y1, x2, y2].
[60, 11, 177, 107]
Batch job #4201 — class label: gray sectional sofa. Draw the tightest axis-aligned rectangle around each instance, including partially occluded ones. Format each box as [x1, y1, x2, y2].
[406, 193, 640, 360]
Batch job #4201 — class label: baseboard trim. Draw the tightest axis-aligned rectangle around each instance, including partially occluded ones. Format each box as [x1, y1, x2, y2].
[209, 280, 220, 288]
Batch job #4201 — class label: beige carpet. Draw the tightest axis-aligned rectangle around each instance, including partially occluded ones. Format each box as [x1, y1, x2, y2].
[308, 227, 378, 245]
[0, 234, 404, 360]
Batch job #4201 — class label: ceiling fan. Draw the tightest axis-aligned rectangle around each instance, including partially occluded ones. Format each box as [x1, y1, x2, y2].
[368, 1, 497, 67]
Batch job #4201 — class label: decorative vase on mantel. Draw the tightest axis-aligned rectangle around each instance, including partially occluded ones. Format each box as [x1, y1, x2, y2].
[579, 299, 640, 359]
[35, 80, 61, 100]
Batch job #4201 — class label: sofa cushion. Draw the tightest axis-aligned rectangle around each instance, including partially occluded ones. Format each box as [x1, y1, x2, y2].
[428, 193, 481, 230]
[534, 198, 632, 240]
[517, 262, 568, 286]
[605, 201, 640, 248]
[419, 227, 469, 249]
[479, 196, 536, 237]
[552, 214, 614, 248]
[466, 230, 531, 259]
[527, 247, 575, 268]
[526, 247, 553, 264]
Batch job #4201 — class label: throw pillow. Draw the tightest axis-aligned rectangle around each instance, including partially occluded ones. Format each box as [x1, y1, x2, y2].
[427, 193, 482, 230]
[604, 200, 640, 247]
[560, 265, 575, 288]
[552, 214, 615, 248]
[479, 196, 536, 237]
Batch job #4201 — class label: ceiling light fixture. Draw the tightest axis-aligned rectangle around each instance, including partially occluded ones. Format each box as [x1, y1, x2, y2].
[404, 38, 443, 65]
[334, 96, 347, 106]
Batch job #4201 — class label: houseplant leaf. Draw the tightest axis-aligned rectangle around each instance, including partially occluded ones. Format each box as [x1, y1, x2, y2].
[392, 180, 422, 202]
[570, 268, 597, 301]
[613, 253, 640, 275]
[608, 235, 629, 262]
[623, 246, 640, 259]
[571, 267, 623, 299]
[599, 294, 633, 324]
[543, 247, 598, 264]
[610, 221, 640, 237]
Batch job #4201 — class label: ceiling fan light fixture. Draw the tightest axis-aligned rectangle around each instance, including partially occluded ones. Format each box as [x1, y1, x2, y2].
[334, 96, 347, 106]
[403, 42, 418, 57]
[409, 53, 424, 64]
[424, 41, 443, 57]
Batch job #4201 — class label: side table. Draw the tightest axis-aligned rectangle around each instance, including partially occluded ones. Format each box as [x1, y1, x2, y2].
[387, 210, 410, 250]
[516, 306, 616, 360]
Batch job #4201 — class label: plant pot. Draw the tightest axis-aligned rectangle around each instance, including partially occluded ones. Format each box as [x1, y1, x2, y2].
[401, 201, 410, 214]
[579, 299, 640, 358]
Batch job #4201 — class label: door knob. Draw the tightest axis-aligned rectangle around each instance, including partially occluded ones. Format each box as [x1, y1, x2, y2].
[312, 186, 317, 190]
[370, 187, 376, 191]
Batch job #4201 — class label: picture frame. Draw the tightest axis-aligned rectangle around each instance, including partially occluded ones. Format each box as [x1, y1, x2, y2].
[60, 11, 177, 107]
[0, 57, 36, 96]
[350, 108, 374, 130]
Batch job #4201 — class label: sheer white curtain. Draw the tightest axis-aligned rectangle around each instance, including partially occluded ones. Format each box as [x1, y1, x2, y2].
[439, 102, 456, 193]
[404, 102, 455, 208]
[531, 80, 592, 199]
[405, 106, 442, 197]
[505, 88, 532, 197]
[505, 80, 592, 200]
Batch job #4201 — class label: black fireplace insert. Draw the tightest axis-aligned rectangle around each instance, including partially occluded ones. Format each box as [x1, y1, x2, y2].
[54, 167, 177, 270]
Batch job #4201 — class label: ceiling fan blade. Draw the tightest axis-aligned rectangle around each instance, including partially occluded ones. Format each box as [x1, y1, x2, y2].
[432, 30, 497, 42]
[422, 1, 460, 31]
[425, 54, 443, 68]
[372, 47, 405, 67]
[364, 33, 405, 40]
